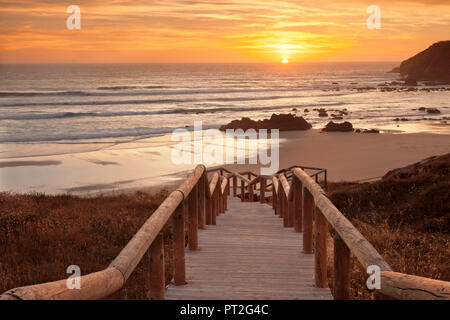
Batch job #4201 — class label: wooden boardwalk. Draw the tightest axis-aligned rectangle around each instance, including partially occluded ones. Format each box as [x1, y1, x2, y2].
[2, 166, 447, 301]
[166, 197, 333, 300]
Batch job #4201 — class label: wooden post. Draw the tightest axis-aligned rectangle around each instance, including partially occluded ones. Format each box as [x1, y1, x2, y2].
[249, 182, 254, 202]
[216, 186, 220, 216]
[333, 234, 350, 300]
[205, 197, 211, 225]
[149, 233, 165, 300]
[205, 176, 212, 225]
[219, 183, 224, 214]
[272, 189, 277, 212]
[226, 180, 229, 210]
[278, 187, 283, 218]
[188, 186, 198, 250]
[198, 174, 206, 229]
[240, 179, 245, 202]
[222, 180, 230, 213]
[276, 190, 280, 215]
[303, 188, 313, 254]
[288, 197, 294, 228]
[314, 207, 328, 288]
[233, 175, 237, 196]
[260, 177, 266, 204]
[293, 179, 303, 232]
[212, 187, 217, 225]
[283, 192, 289, 228]
[172, 204, 186, 285]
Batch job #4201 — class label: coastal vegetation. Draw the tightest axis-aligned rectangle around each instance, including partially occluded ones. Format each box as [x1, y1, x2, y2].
[0, 154, 448, 299]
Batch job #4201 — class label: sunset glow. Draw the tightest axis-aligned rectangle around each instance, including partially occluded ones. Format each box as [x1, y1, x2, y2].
[0, 0, 449, 63]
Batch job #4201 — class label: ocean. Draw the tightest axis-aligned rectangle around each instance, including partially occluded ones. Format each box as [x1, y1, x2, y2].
[0, 62, 449, 194]
[1, 62, 448, 159]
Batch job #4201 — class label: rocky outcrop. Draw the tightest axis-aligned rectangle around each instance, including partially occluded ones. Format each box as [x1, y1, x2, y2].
[388, 66, 400, 73]
[322, 121, 354, 132]
[392, 41, 450, 83]
[219, 113, 312, 131]
[427, 108, 441, 114]
[318, 108, 328, 117]
[404, 79, 418, 86]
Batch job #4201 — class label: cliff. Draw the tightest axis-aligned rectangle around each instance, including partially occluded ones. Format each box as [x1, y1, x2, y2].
[392, 41, 450, 83]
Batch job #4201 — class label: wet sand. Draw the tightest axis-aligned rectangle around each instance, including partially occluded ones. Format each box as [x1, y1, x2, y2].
[225, 129, 450, 182]
[0, 160, 62, 168]
[1, 129, 449, 195]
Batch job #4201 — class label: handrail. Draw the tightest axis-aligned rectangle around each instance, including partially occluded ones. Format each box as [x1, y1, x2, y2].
[239, 171, 258, 178]
[380, 271, 450, 300]
[208, 172, 219, 198]
[247, 176, 260, 187]
[272, 176, 279, 194]
[278, 173, 290, 199]
[233, 172, 251, 184]
[2, 164, 447, 301]
[293, 168, 391, 272]
[221, 177, 228, 195]
[0, 165, 206, 300]
[206, 166, 232, 174]
[273, 166, 449, 300]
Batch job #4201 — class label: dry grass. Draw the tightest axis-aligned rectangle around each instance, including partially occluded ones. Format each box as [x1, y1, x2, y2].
[1, 154, 448, 300]
[0, 190, 173, 299]
[326, 154, 449, 299]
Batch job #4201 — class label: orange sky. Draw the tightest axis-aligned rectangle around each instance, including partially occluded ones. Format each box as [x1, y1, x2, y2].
[0, 0, 449, 63]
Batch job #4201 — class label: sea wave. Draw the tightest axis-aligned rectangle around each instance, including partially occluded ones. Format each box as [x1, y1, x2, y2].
[0, 92, 350, 107]
[96, 85, 170, 90]
[0, 102, 345, 121]
[0, 87, 347, 99]
[0, 124, 219, 144]
[0, 88, 287, 98]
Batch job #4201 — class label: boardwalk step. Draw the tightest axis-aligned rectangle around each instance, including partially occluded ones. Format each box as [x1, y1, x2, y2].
[165, 197, 333, 300]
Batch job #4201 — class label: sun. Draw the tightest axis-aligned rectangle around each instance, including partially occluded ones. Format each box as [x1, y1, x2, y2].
[282, 58, 289, 64]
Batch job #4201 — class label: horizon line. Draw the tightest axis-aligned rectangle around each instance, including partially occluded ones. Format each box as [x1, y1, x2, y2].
[0, 61, 400, 65]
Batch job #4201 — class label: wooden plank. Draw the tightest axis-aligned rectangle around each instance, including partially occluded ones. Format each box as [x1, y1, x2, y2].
[166, 197, 333, 300]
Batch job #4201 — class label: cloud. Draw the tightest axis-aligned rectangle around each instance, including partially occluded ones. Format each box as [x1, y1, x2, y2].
[0, 0, 449, 62]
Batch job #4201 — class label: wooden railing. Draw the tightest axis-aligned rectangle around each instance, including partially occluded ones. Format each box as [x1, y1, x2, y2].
[273, 167, 449, 300]
[208, 165, 450, 300]
[1, 165, 208, 300]
[1, 164, 449, 300]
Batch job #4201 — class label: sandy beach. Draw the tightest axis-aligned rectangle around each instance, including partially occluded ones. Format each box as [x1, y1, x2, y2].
[224, 129, 450, 182]
[1, 129, 449, 195]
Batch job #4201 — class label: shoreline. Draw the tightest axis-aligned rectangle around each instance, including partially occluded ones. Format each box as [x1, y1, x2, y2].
[0, 129, 449, 195]
[226, 129, 450, 182]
